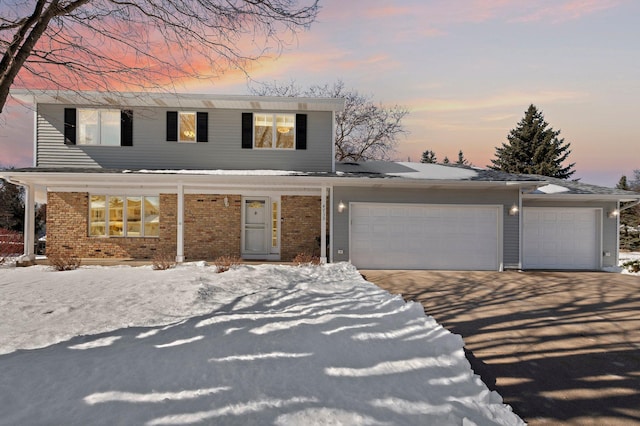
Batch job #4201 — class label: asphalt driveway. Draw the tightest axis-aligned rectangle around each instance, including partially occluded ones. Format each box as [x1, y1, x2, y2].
[361, 270, 640, 426]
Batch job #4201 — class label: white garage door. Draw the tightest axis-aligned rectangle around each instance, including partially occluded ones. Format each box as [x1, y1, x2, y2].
[350, 203, 501, 270]
[523, 208, 600, 270]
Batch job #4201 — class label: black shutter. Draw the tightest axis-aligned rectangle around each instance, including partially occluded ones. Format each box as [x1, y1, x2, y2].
[64, 108, 76, 145]
[166, 111, 178, 141]
[242, 112, 253, 149]
[121, 110, 133, 146]
[196, 112, 208, 142]
[295, 114, 307, 150]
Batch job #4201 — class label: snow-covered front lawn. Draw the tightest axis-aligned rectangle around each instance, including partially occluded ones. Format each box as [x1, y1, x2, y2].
[0, 262, 523, 425]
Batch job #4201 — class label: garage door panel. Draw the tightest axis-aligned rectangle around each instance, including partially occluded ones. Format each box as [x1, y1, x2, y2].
[523, 207, 599, 270]
[350, 203, 500, 270]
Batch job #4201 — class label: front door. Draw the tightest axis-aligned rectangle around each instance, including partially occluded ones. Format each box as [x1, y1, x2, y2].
[242, 197, 280, 259]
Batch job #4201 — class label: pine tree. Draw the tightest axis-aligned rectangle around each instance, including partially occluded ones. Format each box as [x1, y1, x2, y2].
[421, 150, 437, 164]
[455, 150, 469, 166]
[442, 156, 450, 165]
[489, 104, 575, 179]
[0, 178, 24, 232]
[616, 175, 629, 190]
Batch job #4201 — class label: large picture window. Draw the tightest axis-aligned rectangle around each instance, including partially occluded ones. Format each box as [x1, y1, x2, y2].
[89, 195, 159, 237]
[254, 113, 295, 149]
[78, 109, 121, 146]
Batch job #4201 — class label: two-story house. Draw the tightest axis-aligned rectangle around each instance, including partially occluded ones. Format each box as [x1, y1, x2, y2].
[3, 90, 638, 271]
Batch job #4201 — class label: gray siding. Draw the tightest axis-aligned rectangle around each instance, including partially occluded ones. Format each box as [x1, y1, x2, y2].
[523, 199, 619, 268]
[36, 104, 334, 172]
[332, 186, 521, 268]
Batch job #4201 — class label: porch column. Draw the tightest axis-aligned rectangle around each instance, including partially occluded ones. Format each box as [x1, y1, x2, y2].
[176, 182, 185, 262]
[320, 186, 327, 263]
[23, 183, 35, 260]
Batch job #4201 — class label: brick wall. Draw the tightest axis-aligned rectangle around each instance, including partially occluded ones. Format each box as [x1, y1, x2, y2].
[184, 194, 241, 260]
[281, 195, 324, 261]
[47, 192, 176, 259]
[47, 192, 326, 261]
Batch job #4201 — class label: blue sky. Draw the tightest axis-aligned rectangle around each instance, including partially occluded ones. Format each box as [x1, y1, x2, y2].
[2, 0, 638, 186]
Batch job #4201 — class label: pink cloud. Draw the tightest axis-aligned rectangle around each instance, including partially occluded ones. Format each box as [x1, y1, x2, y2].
[510, 0, 623, 23]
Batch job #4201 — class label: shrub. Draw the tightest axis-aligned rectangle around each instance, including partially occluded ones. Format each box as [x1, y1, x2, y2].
[48, 251, 81, 271]
[622, 259, 640, 273]
[292, 252, 321, 266]
[152, 251, 177, 270]
[213, 255, 242, 273]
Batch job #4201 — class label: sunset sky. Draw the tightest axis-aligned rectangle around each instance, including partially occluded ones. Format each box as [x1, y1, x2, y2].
[1, 0, 638, 186]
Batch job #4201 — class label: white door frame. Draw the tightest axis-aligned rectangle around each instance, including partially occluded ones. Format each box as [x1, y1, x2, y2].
[241, 196, 281, 260]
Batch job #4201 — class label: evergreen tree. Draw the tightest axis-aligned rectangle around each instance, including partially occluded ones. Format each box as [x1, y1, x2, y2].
[618, 171, 640, 250]
[421, 150, 437, 164]
[489, 104, 575, 179]
[617, 175, 629, 190]
[0, 178, 24, 232]
[455, 150, 469, 166]
[442, 156, 450, 165]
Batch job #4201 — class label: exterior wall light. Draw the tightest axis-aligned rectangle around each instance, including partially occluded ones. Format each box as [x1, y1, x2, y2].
[338, 201, 346, 213]
[224, 196, 229, 207]
[608, 209, 620, 218]
[509, 205, 519, 216]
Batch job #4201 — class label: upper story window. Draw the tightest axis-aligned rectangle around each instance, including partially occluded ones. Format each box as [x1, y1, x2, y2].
[179, 112, 196, 142]
[242, 112, 306, 150]
[254, 113, 295, 149]
[78, 109, 121, 145]
[64, 108, 133, 146]
[166, 111, 208, 143]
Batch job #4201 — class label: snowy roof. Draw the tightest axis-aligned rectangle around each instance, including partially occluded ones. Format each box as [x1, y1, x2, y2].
[521, 174, 640, 198]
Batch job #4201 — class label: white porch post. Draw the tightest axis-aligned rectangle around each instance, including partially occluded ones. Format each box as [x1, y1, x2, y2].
[320, 186, 327, 263]
[23, 183, 35, 260]
[176, 182, 185, 262]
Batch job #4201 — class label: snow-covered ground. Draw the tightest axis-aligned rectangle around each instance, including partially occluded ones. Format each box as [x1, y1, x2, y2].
[0, 262, 524, 425]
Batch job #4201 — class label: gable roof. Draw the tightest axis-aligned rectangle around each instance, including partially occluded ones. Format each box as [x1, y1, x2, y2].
[10, 89, 345, 112]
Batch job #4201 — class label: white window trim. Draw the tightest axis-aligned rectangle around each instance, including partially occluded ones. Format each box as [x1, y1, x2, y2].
[178, 111, 197, 143]
[77, 108, 121, 146]
[253, 113, 296, 150]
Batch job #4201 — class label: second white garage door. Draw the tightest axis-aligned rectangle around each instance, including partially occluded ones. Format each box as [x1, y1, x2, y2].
[522, 207, 600, 270]
[350, 203, 501, 270]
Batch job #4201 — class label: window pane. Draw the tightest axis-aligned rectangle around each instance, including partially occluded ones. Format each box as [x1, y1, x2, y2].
[254, 114, 272, 148]
[275, 114, 294, 148]
[78, 109, 99, 145]
[179, 112, 196, 142]
[109, 196, 124, 236]
[89, 195, 106, 236]
[143, 196, 160, 237]
[101, 110, 121, 146]
[126, 196, 142, 236]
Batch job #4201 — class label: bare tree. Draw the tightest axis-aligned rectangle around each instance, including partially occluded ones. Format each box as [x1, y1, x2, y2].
[0, 0, 319, 113]
[251, 80, 409, 162]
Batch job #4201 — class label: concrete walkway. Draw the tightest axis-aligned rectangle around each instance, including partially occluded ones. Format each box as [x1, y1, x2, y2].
[362, 270, 640, 426]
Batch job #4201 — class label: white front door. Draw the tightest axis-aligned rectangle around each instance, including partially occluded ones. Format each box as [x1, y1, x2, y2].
[242, 197, 280, 259]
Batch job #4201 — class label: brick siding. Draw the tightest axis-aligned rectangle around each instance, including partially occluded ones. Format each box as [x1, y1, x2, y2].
[281, 195, 324, 261]
[47, 192, 325, 261]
